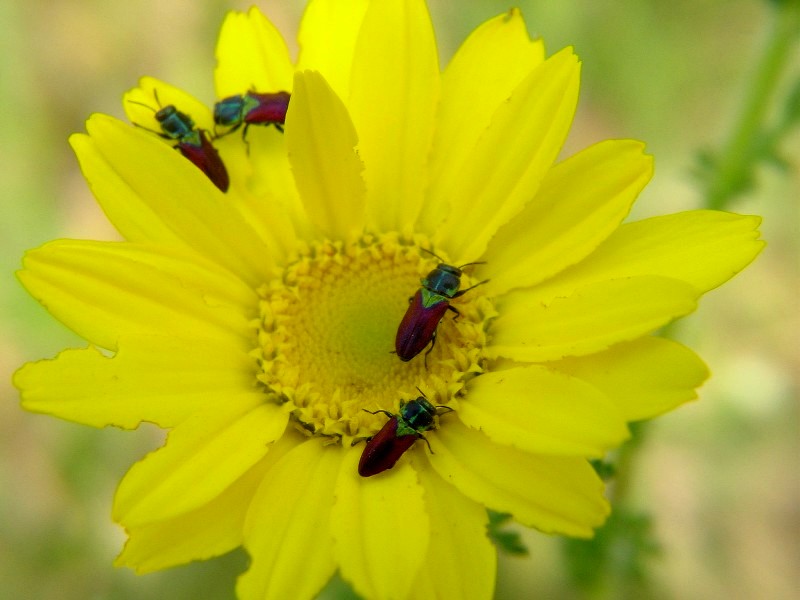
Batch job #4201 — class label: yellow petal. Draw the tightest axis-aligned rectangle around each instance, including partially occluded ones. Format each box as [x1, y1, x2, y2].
[418, 9, 544, 234]
[412, 466, 496, 600]
[348, 0, 440, 233]
[113, 399, 287, 527]
[171, 61, 301, 258]
[80, 114, 277, 286]
[115, 448, 278, 574]
[15, 334, 260, 429]
[286, 71, 365, 240]
[488, 275, 698, 362]
[70, 131, 184, 245]
[458, 366, 629, 456]
[551, 337, 710, 421]
[124, 76, 215, 134]
[482, 140, 653, 296]
[216, 127, 311, 255]
[331, 448, 429, 600]
[296, 0, 370, 99]
[431, 419, 608, 536]
[213, 132, 302, 263]
[214, 7, 294, 98]
[238, 438, 341, 600]
[534, 210, 765, 300]
[432, 48, 580, 263]
[18, 241, 256, 352]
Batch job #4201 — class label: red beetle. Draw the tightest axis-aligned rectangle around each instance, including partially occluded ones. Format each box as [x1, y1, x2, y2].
[214, 91, 291, 139]
[395, 251, 487, 363]
[358, 396, 452, 477]
[129, 94, 229, 192]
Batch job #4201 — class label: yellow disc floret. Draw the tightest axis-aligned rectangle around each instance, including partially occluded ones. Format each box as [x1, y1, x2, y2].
[252, 234, 495, 445]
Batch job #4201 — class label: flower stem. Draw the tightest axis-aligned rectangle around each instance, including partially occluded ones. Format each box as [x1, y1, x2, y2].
[703, 0, 800, 211]
[608, 421, 647, 508]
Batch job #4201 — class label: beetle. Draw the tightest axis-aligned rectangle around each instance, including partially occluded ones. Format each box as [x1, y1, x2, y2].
[358, 395, 453, 477]
[214, 90, 290, 140]
[128, 92, 229, 192]
[395, 249, 488, 363]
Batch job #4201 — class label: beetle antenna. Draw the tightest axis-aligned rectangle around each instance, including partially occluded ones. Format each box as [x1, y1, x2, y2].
[419, 247, 446, 263]
[415, 386, 428, 399]
[127, 99, 157, 113]
[457, 261, 486, 270]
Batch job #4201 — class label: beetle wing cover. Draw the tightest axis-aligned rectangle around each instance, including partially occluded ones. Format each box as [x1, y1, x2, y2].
[394, 290, 449, 361]
[248, 91, 291, 125]
[358, 418, 418, 477]
[179, 133, 230, 192]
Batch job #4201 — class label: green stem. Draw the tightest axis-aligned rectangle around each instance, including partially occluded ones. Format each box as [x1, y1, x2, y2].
[704, 0, 800, 211]
[608, 421, 647, 508]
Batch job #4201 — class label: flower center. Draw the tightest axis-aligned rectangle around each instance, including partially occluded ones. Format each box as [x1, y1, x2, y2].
[253, 233, 495, 445]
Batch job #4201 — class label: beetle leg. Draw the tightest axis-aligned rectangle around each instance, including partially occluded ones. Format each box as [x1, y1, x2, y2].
[242, 123, 252, 155]
[213, 120, 242, 140]
[418, 432, 434, 454]
[447, 304, 461, 322]
[423, 330, 437, 369]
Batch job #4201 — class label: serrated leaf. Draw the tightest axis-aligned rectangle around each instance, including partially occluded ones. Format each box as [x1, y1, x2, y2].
[589, 458, 616, 481]
[486, 510, 529, 556]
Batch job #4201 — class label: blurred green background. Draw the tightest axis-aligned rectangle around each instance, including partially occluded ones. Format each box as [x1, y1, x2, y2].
[1, 0, 797, 598]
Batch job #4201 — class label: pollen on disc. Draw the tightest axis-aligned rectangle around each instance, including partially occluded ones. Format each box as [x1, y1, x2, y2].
[252, 235, 493, 444]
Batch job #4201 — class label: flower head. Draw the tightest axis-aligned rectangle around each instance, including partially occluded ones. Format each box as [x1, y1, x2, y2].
[14, 1, 763, 599]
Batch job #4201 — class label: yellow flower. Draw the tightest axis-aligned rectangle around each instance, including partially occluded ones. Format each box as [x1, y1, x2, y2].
[14, 1, 764, 599]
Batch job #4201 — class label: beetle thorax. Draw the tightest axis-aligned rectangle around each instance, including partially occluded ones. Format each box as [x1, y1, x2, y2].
[398, 398, 436, 433]
[422, 265, 462, 298]
[156, 107, 195, 138]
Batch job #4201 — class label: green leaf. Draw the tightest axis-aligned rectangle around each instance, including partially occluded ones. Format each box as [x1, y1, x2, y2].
[562, 507, 661, 594]
[590, 458, 617, 481]
[486, 510, 529, 556]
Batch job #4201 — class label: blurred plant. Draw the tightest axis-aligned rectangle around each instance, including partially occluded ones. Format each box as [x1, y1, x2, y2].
[565, 2, 799, 598]
[563, 508, 661, 599]
[696, 0, 800, 210]
[487, 511, 529, 557]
